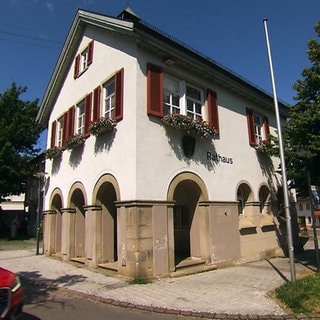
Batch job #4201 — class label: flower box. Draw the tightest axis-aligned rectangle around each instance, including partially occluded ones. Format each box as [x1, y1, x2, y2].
[45, 147, 63, 160]
[64, 134, 85, 150]
[89, 117, 117, 136]
[162, 113, 217, 139]
[254, 140, 269, 153]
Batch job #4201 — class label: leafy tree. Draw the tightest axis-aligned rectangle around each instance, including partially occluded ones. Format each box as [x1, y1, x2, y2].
[284, 21, 320, 194]
[0, 83, 43, 200]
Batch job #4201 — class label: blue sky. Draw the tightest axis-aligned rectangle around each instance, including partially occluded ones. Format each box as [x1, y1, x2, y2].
[1, 0, 319, 149]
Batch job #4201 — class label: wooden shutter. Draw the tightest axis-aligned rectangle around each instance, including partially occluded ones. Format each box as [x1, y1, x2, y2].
[74, 55, 80, 78]
[246, 108, 256, 146]
[62, 112, 69, 147]
[93, 86, 101, 122]
[147, 63, 163, 117]
[68, 106, 75, 138]
[207, 89, 219, 134]
[263, 116, 270, 141]
[114, 68, 124, 121]
[88, 40, 94, 66]
[50, 121, 57, 148]
[84, 93, 92, 134]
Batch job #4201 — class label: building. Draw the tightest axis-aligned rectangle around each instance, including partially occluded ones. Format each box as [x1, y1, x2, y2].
[37, 7, 290, 279]
[0, 194, 25, 238]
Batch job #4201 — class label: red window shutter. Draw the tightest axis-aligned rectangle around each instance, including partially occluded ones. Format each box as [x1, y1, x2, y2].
[74, 55, 80, 78]
[88, 40, 94, 66]
[84, 93, 92, 134]
[207, 89, 219, 134]
[50, 121, 57, 148]
[62, 112, 69, 146]
[93, 86, 101, 122]
[68, 106, 75, 138]
[115, 68, 124, 121]
[147, 63, 163, 118]
[263, 116, 270, 140]
[246, 108, 256, 146]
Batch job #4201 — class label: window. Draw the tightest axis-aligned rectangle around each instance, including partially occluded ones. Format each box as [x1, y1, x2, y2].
[74, 40, 94, 78]
[76, 100, 85, 135]
[163, 75, 203, 120]
[103, 78, 115, 119]
[80, 48, 89, 72]
[299, 203, 303, 211]
[57, 117, 64, 147]
[164, 76, 180, 115]
[92, 68, 124, 122]
[186, 85, 202, 121]
[306, 202, 311, 210]
[254, 114, 263, 143]
[147, 63, 219, 132]
[246, 108, 270, 146]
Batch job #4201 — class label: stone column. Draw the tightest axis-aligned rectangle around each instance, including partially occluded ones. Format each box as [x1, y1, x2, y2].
[83, 205, 102, 268]
[60, 208, 76, 261]
[201, 201, 240, 266]
[42, 210, 56, 255]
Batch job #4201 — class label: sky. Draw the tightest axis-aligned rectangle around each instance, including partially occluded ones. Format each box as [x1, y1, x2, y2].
[1, 0, 319, 150]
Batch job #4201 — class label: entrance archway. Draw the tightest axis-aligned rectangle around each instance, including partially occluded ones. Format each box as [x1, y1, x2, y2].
[97, 182, 118, 262]
[93, 174, 120, 265]
[69, 186, 86, 259]
[167, 172, 209, 267]
[50, 191, 63, 254]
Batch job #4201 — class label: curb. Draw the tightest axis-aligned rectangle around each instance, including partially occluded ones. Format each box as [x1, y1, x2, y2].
[21, 276, 320, 320]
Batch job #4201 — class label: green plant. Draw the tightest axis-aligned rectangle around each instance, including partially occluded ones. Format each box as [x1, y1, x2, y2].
[89, 117, 117, 136]
[45, 146, 63, 160]
[162, 113, 216, 139]
[275, 273, 320, 313]
[64, 134, 85, 150]
[254, 140, 269, 153]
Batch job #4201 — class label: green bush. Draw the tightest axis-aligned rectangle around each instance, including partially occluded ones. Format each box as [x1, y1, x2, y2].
[275, 272, 320, 313]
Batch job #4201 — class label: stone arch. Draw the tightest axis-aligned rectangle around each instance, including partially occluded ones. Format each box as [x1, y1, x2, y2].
[236, 181, 254, 215]
[92, 174, 120, 264]
[68, 182, 87, 259]
[167, 171, 209, 267]
[48, 188, 63, 255]
[258, 184, 271, 214]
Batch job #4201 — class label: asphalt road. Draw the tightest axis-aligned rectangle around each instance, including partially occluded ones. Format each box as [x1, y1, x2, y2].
[21, 279, 202, 320]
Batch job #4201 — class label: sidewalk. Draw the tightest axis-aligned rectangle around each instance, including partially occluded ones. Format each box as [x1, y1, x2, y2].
[0, 239, 319, 319]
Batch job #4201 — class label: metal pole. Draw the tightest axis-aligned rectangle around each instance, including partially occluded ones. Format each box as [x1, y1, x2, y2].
[36, 176, 41, 255]
[263, 19, 296, 281]
[307, 172, 320, 272]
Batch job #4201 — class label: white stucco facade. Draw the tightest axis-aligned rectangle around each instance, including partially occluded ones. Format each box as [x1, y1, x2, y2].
[38, 8, 293, 279]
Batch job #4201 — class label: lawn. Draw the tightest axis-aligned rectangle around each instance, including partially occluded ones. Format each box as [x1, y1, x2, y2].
[275, 272, 320, 314]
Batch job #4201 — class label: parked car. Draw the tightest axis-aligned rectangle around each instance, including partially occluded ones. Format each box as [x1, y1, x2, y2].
[0, 267, 23, 319]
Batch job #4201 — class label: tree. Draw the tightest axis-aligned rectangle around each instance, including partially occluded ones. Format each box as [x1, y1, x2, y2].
[0, 83, 43, 200]
[280, 21, 320, 195]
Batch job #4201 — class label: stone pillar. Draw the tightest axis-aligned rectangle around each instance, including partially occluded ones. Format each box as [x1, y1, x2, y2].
[202, 201, 240, 266]
[43, 210, 56, 256]
[61, 208, 76, 261]
[83, 205, 102, 268]
[152, 203, 173, 277]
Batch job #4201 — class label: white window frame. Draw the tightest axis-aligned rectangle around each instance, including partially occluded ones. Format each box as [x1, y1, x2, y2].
[80, 47, 89, 73]
[254, 113, 263, 143]
[57, 116, 63, 147]
[76, 100, 85, 135]
[163, 75, 204, 120]
[102, 78, 115, 119]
